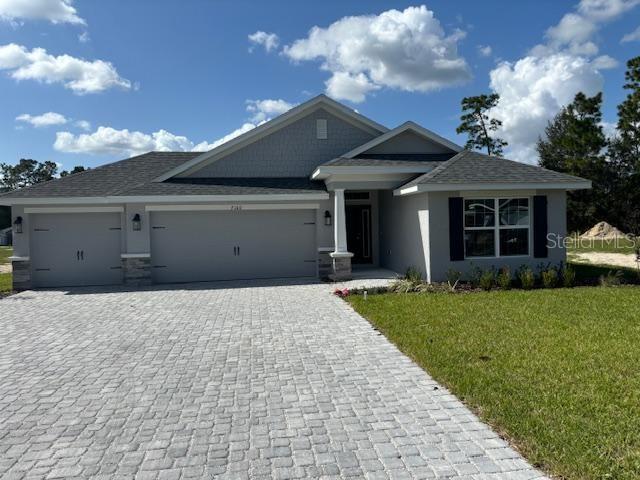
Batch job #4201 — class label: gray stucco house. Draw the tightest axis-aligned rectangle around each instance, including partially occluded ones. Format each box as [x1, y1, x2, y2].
[0, 95, 590, 290]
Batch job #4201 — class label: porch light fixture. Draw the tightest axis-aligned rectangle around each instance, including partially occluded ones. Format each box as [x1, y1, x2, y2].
[132, 214, 142, 231]
[13, 216, 23, 234]
[324, 210, 332, 226]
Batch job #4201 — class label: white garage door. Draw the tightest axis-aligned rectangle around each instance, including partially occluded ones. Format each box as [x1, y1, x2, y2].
[150, 209, 317, 283]
[30, 213, 123, 288]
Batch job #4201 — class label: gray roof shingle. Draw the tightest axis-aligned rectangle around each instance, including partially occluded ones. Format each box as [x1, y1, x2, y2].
[0, 152, 326, 199]
[322, 153, 454, 168]
[400, 150, 590, 189]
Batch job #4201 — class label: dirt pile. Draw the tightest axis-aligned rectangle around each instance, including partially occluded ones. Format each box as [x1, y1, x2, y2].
[580, 221, 628, 239]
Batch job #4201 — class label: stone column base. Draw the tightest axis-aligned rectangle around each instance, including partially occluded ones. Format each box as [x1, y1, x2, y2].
[328, 252, 353, 281]
[11, 258, 31, 291]
[122, 256, 152, 286]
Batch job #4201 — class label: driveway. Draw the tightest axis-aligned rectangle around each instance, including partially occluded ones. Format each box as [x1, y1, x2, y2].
[0, 280, 546, 479]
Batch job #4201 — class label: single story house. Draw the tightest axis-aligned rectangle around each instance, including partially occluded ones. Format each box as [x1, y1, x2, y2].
[0, 95, 590, 290]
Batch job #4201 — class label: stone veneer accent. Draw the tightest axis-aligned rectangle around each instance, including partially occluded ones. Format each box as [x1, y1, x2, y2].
[329, 255, 352, 282]
[122, 257, 152, 286]
[11, 260, 31, 291]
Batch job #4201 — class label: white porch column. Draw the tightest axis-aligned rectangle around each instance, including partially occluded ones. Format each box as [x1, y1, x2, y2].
[333, 188, 349, 254]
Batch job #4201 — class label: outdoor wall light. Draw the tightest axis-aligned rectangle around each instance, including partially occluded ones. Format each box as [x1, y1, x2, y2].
[324, 210, 332, 226]
[132, 214, 142, 231]
[13, 216, 23, 234]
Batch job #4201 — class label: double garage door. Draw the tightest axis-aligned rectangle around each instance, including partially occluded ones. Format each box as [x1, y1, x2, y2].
[150, 209, 317, 283]
[29, 209, 317, 288]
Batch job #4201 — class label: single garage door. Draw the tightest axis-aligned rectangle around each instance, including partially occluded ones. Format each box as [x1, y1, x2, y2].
[30, 213, 123, 288]
[150, 209, 317, 283]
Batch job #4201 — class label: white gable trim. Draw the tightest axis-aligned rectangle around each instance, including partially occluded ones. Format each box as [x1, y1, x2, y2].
[153, 95, 388, 182]
[394, 181, 592, 196]
[341, 121, 462, 159]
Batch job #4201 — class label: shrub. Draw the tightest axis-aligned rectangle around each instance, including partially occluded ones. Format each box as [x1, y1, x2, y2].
[479, 268, 496, 291]
[446, 268, 462, 292]
[468, 264, 483, 288]
[517, 265, 535, 290]
[599, 270, 623, 287]
[496, 267, 512, 290]
[561, 263, 576, 288]
[541, 267, 559, 289]
[405, 267, 423, 284]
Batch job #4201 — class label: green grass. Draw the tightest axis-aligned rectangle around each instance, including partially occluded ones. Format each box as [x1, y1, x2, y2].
[348, 287, 640, 480]
[0, 272, 11, 293]
[0, 246, 11, 264]
[567, 237, 637, 254]
[570, 261, 639, 283]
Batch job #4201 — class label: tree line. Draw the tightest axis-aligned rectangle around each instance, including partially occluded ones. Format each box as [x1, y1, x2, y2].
[457, 55, 640, 234]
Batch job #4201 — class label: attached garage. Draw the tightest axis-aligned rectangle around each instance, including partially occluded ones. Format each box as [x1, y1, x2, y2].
[150, 208, 317, 284]
[30, 212, 123, 288]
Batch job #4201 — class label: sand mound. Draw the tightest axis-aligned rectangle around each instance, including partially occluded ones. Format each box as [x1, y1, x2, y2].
[580, 221, 628, 239]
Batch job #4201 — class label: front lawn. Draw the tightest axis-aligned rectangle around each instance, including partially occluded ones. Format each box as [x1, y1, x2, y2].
[348, 287, 640, 480]
[0, 245, 11, 264]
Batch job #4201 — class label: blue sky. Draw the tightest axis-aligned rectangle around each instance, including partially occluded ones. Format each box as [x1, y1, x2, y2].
[0, 0, 638, 170]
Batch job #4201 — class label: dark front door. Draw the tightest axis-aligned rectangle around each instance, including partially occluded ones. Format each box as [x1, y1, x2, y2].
[346, 205, 372, 264]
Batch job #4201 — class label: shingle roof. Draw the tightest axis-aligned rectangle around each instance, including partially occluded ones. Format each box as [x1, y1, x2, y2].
[0, 152, 326, 199]
[400, 150, 590, 189]
[322, 153, 454, 168]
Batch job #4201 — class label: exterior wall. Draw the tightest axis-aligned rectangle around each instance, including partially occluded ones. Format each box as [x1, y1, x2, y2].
[379, 190, 430, 280]
[427, 190, 567, 282]
[187, 108, 377, 178]
[365, 130, 452, 155]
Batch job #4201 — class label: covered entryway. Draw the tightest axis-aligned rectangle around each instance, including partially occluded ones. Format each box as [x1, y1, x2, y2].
[30, 212, 123, 288]
[150, 208, 317, 283]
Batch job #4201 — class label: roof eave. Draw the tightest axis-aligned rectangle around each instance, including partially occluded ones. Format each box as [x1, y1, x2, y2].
[394, 180, 593, 196]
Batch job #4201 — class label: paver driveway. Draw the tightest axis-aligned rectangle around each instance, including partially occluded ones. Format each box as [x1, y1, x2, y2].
[0, 280, 546, 480]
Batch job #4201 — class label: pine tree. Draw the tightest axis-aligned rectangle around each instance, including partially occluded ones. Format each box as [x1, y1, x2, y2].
[537, 92, 609, 232]
[456, 94, 508, 156]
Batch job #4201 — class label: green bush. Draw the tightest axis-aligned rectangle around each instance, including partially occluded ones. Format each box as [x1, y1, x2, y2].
[517, 265, 535, 289]
[446, 268, 462, 291]
[561, 263, 576, 288]
[479, 269, 496, 291]
[405, 267, 423, 284]
[599, 270, 623, 287]
[468, 264, 483, 288]
[541, 267, 559, 288]
[496, 267, 512, 290]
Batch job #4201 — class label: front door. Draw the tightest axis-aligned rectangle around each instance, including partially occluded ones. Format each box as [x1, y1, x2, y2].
[346, 205, 372, 264]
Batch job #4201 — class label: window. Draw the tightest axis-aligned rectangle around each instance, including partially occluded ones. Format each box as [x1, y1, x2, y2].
[464, 198, 529, 258]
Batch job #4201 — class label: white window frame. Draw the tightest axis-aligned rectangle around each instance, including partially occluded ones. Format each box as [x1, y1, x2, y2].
[463, 197, 531, 259]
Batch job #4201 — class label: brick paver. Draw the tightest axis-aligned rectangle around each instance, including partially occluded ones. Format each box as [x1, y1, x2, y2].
[0, 280, 547, 479]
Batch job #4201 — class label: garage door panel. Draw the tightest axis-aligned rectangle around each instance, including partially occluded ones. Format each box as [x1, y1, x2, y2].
[151, 209, 316, 283]
[31, 213, 122, 288]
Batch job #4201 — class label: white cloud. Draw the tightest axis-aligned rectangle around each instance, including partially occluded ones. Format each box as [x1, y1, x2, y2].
[54, 122, 263, 156]
[0, 43, 131, 94]
[490, 54, 605, 163]
[78, 31, 90, 43]
[477, 45, 492, 57]
[245, 98, 296, 122]
[621, 25, 640, 42]
[16, 111, 67, 127]
[193, 123, 258, 151]
[283, 5, 470, 102]
[248, 31, 279, 53]
[74, 119, 90, 131]
[325, 72, 380, 103]
[486, 0, 639, 163]
[542, 0, 639, 55]
[0, 0, 85, 25]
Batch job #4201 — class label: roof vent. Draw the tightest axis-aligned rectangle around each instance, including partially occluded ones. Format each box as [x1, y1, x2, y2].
[316, 119, 327, 140]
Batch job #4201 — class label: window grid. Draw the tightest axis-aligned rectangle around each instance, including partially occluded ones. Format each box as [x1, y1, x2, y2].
[463, 198, 530, 258]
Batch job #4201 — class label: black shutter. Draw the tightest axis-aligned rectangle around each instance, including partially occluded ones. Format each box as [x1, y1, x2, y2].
[449, 197, 464, 261]
[533, 195, 548, 258]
